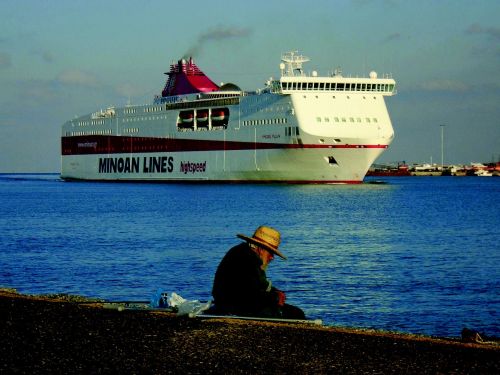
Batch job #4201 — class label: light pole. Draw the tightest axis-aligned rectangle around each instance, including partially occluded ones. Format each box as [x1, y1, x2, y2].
[440, 124, 445, 169]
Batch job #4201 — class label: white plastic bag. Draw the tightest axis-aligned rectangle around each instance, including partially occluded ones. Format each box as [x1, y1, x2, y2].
[167, 292, 187, 308]
[168, 292, 211, 317]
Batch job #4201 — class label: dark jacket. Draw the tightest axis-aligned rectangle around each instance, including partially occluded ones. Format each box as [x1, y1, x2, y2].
[212, 242, 281, 316]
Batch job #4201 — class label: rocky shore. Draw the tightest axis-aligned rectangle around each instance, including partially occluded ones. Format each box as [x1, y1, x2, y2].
[1, 290, 498, 374]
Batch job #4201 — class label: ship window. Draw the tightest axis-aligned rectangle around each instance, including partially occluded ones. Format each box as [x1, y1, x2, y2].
[327, 156, 338, 165]
[337, 83, 344, 91]
[319, 82, 324, 89]
[349, 117, 354, 122]
[324, 117, 330, 122]
[307, 82, 313, 90]
[373, 118, 378, 123]
[362, 84, 366, 90]
[314, 82, 319, 89]
[345, 83, 350, 91]
[316, 117, 321, 122]
[334, 117, 339, 122]
[325, 83, 331, 90]
[356, 84, 361, 91]
[366, 118, 371, 123]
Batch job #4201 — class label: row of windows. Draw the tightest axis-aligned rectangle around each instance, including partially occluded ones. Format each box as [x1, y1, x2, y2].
[317, 117, 379, 124]
[124, 128, 139, 133]
[282, 81, 395, 92]
[67, 129, 113, 136]
[144, 106, 162, 113]
[71, 116, 378, 133]
[124, 108, 137, 114]
[75, 115, 166, 127]
[123, 116, 167, 122]
[302, 95, 377, 100]
[242, 118, 289, 126]
[77, 119, 106, 127]
[241, 106, 290, 115]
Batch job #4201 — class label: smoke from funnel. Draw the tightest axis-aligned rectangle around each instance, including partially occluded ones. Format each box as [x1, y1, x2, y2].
[183, 26, 252, 59]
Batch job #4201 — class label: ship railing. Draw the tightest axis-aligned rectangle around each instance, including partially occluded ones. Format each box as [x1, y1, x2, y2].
[165, 97, 240, 110]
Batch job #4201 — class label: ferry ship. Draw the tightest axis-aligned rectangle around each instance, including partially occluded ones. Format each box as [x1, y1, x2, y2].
[61, 51, 396, 183]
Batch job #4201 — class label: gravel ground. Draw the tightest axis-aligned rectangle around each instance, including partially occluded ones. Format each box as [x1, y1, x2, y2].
[1, 290, 498, 374]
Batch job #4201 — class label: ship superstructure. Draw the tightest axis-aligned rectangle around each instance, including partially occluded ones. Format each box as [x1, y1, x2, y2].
[61, 51, 396, 183]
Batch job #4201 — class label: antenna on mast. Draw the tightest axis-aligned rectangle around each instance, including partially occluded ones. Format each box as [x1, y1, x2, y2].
[280, 51, 310, 77]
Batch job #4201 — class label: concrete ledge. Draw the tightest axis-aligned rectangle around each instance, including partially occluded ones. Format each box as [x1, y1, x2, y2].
[1, 290, 498, 374]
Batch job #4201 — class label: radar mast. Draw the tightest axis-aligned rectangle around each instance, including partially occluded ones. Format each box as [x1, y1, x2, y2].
[280, 51, 310, 77]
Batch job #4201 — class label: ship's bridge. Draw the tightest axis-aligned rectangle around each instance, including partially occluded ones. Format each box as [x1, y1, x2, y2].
[275, 51, 396, 96]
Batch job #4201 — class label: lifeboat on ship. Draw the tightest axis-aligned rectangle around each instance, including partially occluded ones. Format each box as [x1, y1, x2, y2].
[196, 110, 209, 123]
[211, 109, 226, 121]
[179, 112, 194, 123]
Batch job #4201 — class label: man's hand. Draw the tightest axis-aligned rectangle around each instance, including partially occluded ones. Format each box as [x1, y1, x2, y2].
[276, 290, 286, 306]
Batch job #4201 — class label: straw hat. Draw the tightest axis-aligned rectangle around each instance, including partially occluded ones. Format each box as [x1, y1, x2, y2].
[237, 226, 286, 260]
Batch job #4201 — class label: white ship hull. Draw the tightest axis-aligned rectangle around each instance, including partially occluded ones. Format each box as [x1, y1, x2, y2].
[61, 147, 386, 183]
[61, 52, 396, 183]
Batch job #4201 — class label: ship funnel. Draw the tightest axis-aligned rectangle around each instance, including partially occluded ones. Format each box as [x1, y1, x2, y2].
[161, 57, 219, 97]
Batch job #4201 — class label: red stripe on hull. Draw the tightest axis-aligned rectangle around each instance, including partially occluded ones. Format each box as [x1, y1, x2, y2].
[61, 136, 388, 156]
[61, 176, 363, 184]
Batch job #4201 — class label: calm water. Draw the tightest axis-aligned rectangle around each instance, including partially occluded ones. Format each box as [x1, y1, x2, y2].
[0, 174, 498, 337]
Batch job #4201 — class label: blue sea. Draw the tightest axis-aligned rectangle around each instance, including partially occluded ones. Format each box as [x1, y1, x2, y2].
[0, 174, 498, 338]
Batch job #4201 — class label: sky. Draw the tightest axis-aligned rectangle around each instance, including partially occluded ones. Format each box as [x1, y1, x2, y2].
[0, 0, 499, 172]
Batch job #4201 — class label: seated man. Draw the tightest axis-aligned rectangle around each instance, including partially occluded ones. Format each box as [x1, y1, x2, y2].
[211, 225, 305, 319]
